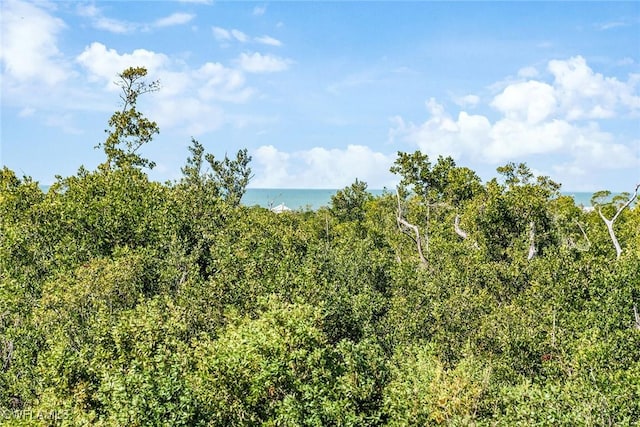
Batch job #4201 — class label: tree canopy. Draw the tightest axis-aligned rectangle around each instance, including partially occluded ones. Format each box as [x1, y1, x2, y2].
[1, 67, 639, 426]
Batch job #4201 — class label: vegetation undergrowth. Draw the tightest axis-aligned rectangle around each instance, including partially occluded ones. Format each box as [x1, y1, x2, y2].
[1, 67, 638, 426]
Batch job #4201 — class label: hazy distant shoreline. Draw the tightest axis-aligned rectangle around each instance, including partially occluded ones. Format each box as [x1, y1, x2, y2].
[241, 189, 602, 211]
[35, 185, 611, 211]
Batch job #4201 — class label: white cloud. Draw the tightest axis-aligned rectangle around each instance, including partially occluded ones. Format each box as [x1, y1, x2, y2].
[150, 97, 226, 135]
[238, 52, 291, 73]
[255, 35, 282, 47]
[78, 5, 194, 33]
[154, 12, 195, 28]
[549, 55, 640, 120]
[194, 62, 254, 103]
[74, 42, 260, 132]
[491, 80, 556, 124]
[76, 42, 169, 90]
[517, 66, 539, 78]
[453, 94, 480, 108]
[390, 57, 640, 180]
[213, 26, 250, 43]
[252, 145, 395, 188]
[213, 26, 282, 47]
[596, 21, 629, 31]
[252, 145, 291, 187]
[213, 26, 232, 40]
[76, 4, 136, 33]
[94, 16, 135, 34]
[0, 0, 69, 85]
[231, 29, 249, 42]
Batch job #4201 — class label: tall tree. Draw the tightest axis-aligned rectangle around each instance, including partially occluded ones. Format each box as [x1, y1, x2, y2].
[98, 67, 160, 171]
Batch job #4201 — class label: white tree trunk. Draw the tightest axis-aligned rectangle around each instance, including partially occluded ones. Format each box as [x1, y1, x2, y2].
[454, 214, 468, 239]
[597, 184, 639, 260]
[396, 191, 428, 265]
[527, 221, 537, 261]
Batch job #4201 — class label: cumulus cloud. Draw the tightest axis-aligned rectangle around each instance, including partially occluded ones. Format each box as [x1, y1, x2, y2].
[0, 0, 69, 85]
[238, 52, 292, 73]
[491, 80, 556, 124]
[548, 56, 640, 119]
[77, 42, 169, 90]
[75, 42, 262, 133]
[194, 62, 254, 103]
[390, 56, 640, 180]
[252, 145, 396, 188]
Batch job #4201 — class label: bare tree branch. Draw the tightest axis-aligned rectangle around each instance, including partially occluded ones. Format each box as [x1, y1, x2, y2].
[597, 183, 639, 259]
[396, 191, 428, 265]
[454, 213, 468, 239]
[527, 221, 537, 261]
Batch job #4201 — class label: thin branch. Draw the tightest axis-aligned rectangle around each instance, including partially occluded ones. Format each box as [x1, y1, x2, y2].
[612, 183, 640, 223]
[574, 220, 591, 252]
[396, 191, 428, 265]
[454, 214, 468, 239]
[597, 183, 639, 259]
[527, 221, 537, 261]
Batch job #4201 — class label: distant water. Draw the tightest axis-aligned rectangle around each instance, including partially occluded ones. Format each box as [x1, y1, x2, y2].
[243, 189, 600, 211]
[35, 184, 603, 211]
[241, 189, 387, 210]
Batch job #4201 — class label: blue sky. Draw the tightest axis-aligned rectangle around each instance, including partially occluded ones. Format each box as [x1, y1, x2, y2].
[1, 1, 639, 191]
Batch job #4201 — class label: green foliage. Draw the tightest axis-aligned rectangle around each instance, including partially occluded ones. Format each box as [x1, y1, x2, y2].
[330, 178, 372, 223]
[205, 147, 253, 207]
[1, 73, 639, 424]
[99, 67, 160, 171]
[390, 152, 482, 205]
[178, 138, 253, 207]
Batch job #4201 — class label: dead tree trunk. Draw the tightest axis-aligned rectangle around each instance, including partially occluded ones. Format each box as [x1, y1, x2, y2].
[527, 221, 537, 261]
[454, 214, 468, 239]
[396, 191, 428, 265]
[573, 221, 591, 252]
[597, 184, 639, 260]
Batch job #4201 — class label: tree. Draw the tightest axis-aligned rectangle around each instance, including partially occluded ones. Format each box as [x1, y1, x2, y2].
[330, 178, 372, 223]
[98, 66, 160, 171]
[390, 152, 483, 263]
[205, 148, 253, 207]
[475, 162, 560, 261]
[591, 184, 640, 259]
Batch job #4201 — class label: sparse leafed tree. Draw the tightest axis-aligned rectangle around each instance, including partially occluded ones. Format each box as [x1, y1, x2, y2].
[391, 151, 483, 260]
[98, 66, 160, 171]
[591, 184, 639, 259]
[205, 148, 253, 207]
[179, 138, 253, 207]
